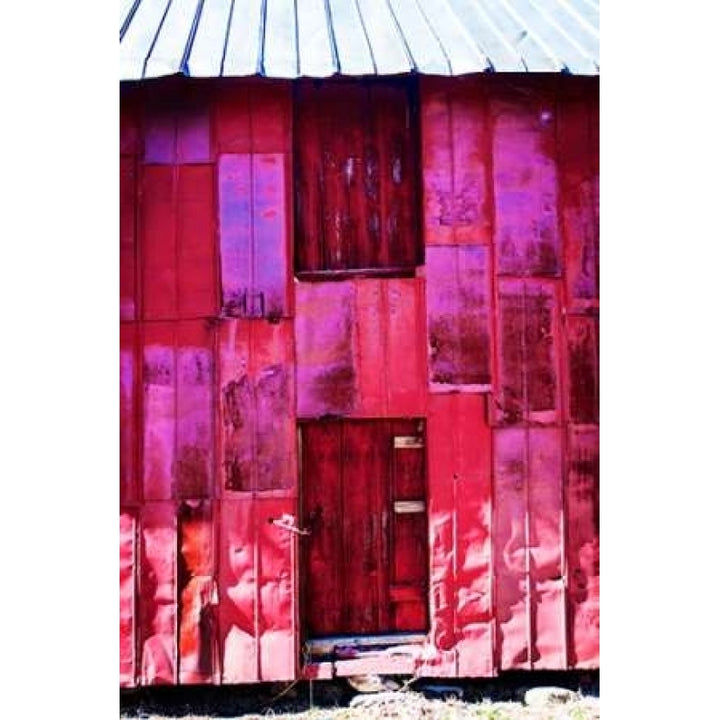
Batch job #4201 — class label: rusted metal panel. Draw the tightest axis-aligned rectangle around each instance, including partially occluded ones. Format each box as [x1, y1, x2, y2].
[218, 153, 290, 319]
[120, 323, 138, 505]
[295, 282, 357, 417]
[566, 426, 599, 668]
[178, 500, 219, 684]
[176, 165, 217, 318]
[566, 315, 599, 425]
[140, 166, 177, 320]
[120, 510, 137, 687]
[493, 427, 565, 670]
[219, 319, 296, 493]
[250, 83, 293, 154]
[139, 502, 177, 685]
[294, 81, 419, 274]
[426, 245, 492, 391]
[558, 81, 599, 309]
[120, 88, 140, 156]
[142, 323, 176, 501]
[492, 90, 560, 277]
[421, 79, 492, 246]
[120, 156, 137, 321]
[218, 498, 298, 683]
[175, 321, 215, 498]
[495, 280, 561, 426]
[296, 280, 426, 418]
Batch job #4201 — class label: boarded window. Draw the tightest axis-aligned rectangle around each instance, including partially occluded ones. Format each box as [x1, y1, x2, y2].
[294, 80, 421, 276]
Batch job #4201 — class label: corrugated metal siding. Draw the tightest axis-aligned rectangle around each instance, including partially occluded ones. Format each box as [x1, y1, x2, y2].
[119, 0, 599, 80]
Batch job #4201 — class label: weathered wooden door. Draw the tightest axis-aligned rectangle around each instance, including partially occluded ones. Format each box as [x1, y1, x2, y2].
[301, 419, 428, 637]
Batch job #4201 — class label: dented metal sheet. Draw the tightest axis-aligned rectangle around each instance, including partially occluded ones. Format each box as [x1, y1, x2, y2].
[425, 395, 494, 677]
[218, 498, 297, 683]
[218, 153, 290, 318]
[120, 0, 599, 79]
[219, 319, 296, 493]
[120, 511, 137, 687]
[493, 427, 565, 670]
[426, 245, 492, 391]
[566, 426, 599, 668]
[139, 502, 177, 685]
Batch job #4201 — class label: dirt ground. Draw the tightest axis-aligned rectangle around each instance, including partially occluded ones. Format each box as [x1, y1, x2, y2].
[121, 673, 599, 719]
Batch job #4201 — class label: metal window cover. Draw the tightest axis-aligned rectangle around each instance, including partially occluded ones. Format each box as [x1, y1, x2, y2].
[119, 0, 599, 81]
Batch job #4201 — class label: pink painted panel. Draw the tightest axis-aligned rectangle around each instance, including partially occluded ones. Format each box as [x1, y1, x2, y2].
[453, 395, 494, 677]
[492, 94, 560, 276]
[528, 428, 565, 669]
[142, 324, 176, 501]
[426, 245, 492, 391]
[450, 81, 491, 244]
[178, 500, 218, 684]
[218, 500, 259, 683]
[567, 426, 599, 668]
[177, 165, 217, 318]
[120, 511, 136, 687]
[120, 324, 138, 504]
[218, 154, 253, 314]
[385, 278, 428, 416]
[257, 497, 297, 681]
[252, 153, 290, 319]
[175, 321, 214, 498]
[493, 427, 530, 670]
[139, 502, 177, 685]
[421, 81, 454, 246]
[140, 166, 176, 320]
[295, 282, 357, 418]
[355, 281, 385, 416]
[252, 321, 295, 491]
[120, 156, 137, 321]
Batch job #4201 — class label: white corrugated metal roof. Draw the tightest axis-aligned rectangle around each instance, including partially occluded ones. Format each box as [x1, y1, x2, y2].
[119, 0, 599, 80]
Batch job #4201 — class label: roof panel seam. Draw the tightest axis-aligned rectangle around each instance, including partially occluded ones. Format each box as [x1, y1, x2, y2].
[435, 0, 491, 71]
[352, 0, 378, 74]
[258, 0, 269, 75]
[219, 0, 236, 76]
[465, 0, 525, 70]
[555, 0, 599, 39]
[525, 0, 597, 65]
[180, 0, 206, 75]
[382, 0, 416, 72]
[142, 0, 176, 78]
[411, 0, 452, 74]
[322, 0, 341, 75]
[120, 0, 144, 41]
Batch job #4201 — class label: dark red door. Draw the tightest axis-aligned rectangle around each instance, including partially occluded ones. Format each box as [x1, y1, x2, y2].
[301, 419, 428, 637]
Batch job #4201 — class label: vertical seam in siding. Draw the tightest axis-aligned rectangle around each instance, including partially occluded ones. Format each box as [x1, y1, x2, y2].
[219, 0, 235, 76]
[521, 283, 533, 670]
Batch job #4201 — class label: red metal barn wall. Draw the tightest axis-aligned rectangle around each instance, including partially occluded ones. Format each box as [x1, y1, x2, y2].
[119, 75, 599, 686]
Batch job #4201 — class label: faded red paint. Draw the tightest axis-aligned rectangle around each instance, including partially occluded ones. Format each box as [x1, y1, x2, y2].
[120, 75, 599, 686]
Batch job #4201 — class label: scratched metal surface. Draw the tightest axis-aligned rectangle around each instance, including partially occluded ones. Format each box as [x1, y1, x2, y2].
[119, 0, 599, 80]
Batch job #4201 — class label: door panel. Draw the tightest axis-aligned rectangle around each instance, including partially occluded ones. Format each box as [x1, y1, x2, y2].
[301, 419, 428, 638]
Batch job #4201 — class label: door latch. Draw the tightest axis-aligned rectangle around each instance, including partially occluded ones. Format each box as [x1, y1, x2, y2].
[268, 513, 311, 536]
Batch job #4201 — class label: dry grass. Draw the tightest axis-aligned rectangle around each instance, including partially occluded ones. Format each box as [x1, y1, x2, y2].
[134, 691, 599, 720]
